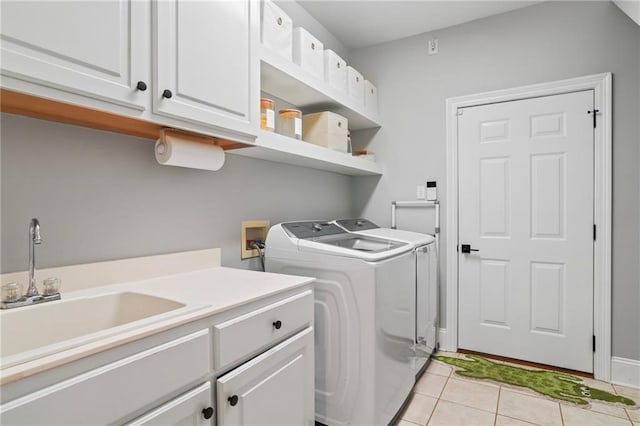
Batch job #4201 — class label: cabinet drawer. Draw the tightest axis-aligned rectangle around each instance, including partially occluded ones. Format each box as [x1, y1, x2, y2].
[212, 290, 313, 369]
[0, 330, 210, 425]
[216, 327, 314, 426]
[127, 382, 212, 426]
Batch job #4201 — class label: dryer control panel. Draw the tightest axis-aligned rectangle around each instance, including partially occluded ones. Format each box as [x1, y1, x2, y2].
[282, 221, 346, 239]
[335, 218, 380, 231]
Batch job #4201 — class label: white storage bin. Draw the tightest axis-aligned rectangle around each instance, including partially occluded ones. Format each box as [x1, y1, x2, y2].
[323, 49, 347, 94]
[347, 66, 365, 104]
[302, 111, 349, 152]
[261, 0, 292, 60]
[293, 27, 324, 80]
[364, 80, 378, 117]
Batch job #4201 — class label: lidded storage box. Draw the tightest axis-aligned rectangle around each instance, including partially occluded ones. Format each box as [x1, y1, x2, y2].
[347, 66, 365, 104]
[324, 49, 347, 94]
[302, 111, 349, 152]
[261, 0, 293, 60]
[364, 80, 378, 117]
[292, 27, 324, 80]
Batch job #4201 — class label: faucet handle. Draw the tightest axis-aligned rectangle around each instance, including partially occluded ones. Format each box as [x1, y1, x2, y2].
[42, 277, 61, 296]
[1, 282, 23, 302]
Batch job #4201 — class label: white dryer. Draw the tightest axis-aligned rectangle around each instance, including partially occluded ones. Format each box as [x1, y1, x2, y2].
[265, 221, 416, 426]
[334, 219, 438, 376]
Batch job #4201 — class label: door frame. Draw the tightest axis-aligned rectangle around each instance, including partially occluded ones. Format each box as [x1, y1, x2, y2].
[444, 73, 612, 381]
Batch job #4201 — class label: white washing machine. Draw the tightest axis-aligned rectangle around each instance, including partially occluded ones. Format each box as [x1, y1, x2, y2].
[265, 221, 416, 426]
[334, 219, 438, 376]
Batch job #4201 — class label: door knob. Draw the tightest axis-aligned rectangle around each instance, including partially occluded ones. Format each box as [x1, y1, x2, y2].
[273, 320, 282, 330]
[460, 244, 479, 254]
[135, 81, 147, 91]
[162, 89, 173, 99]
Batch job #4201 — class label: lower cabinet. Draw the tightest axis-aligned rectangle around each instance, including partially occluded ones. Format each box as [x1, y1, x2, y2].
[216, 327, 314, 426]
[0, 287, 314, 426]
[127, 382, 213, 426]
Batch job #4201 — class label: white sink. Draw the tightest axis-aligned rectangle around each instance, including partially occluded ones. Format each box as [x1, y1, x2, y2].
[0, 292, 198, 369]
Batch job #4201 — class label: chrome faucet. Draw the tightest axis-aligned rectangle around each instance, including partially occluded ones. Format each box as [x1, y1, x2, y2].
[0, 218, 61, 309]
[26, 218, 42, 297]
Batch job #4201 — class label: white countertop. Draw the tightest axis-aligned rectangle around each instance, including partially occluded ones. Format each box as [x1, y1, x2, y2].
[0, 267, 314, 385]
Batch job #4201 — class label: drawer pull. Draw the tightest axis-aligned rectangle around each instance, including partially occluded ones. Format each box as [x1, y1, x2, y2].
[272, 320, 282, 330]
[202, 406, 214, 419]
[162, 89, 173, 99]
[228, 395, 239, 406]
[136, 81, 147, 91]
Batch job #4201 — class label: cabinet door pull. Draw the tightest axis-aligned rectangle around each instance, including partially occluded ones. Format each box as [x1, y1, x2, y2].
[273, 320, 282, 330]
[136, 81, 147, 91]
[162, 89, 173, 99]
[202, 406, 214, 419]
[228, 395, 239, 406]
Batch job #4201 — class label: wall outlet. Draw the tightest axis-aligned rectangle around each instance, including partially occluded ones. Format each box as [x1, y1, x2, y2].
[416, 185, 426, 200]
[428, 38, 439, 55]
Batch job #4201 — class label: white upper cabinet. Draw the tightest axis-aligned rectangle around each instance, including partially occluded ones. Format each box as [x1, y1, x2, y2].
[0, 1, 149, 111]
[154, 0, 252, 127]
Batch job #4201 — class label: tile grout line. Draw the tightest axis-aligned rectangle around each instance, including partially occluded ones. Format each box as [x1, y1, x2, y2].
[494, 385, 502, 426]
[425, 368, 452, 425]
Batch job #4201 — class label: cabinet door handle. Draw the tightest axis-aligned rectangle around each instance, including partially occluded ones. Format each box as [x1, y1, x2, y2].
[273, 320, 282, 330]
[135, 81, 147, 91]
[202, 406, 214, 419]
[228, 395, 239, 406]
[162, 89, 173, 99]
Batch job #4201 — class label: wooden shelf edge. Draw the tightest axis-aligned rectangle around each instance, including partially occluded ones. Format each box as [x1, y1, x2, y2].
[0, 89, 251, 151]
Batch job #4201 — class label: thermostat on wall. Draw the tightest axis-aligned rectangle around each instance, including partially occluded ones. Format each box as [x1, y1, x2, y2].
[426, 181, 437, 201]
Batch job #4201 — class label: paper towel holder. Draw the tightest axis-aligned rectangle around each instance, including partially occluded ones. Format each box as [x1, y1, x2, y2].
[155, 128, 225, 171]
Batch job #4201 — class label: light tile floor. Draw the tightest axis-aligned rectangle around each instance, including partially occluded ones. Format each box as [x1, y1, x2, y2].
[395, 352, 640, 426]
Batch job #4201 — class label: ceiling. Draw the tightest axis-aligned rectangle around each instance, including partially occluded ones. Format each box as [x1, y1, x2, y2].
[298, 1, 546, 49]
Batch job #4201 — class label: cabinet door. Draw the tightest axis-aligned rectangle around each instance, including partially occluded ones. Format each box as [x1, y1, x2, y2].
[154, 0, 251, 126]
[217, 327, 314, 426]
[127, 382, 213, 426]
[0, 1, 149, 110]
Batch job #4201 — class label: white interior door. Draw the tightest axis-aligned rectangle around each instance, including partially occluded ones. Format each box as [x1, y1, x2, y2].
[458, 90, 594, 373]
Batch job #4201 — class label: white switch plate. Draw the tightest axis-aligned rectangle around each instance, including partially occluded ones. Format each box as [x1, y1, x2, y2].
[428, 38, 439, 55]
[416, 185, 426, 200]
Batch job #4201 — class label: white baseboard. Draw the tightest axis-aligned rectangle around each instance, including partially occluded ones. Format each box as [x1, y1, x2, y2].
[611, 356, 640, 389]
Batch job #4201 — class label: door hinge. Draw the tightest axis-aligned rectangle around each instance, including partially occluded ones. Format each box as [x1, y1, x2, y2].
[457, 109, 464, 116]
[593, 335, 596, 352]
[593, 224, 597, 241]
[587, 109, 599, 128]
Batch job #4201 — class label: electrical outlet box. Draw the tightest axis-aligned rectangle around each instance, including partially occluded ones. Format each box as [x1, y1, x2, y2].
[416, 184, 426, 200]
[241, 220, 269, 260]
[427, 38, 439, 55]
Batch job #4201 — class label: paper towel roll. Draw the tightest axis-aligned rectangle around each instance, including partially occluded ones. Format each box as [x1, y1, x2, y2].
[155, 130, 225, 171]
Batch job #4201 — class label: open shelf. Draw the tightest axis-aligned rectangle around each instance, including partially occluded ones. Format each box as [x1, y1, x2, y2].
[228, 129, 382, 176]
[260, 47, 381, 131]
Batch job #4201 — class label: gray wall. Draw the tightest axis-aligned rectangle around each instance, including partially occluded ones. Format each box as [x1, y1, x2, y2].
[1, 113, 353, 272]
[349, 1, 640, 360]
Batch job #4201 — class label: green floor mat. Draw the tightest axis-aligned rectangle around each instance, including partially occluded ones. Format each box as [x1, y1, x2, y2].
[434, 354, 637, 408]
